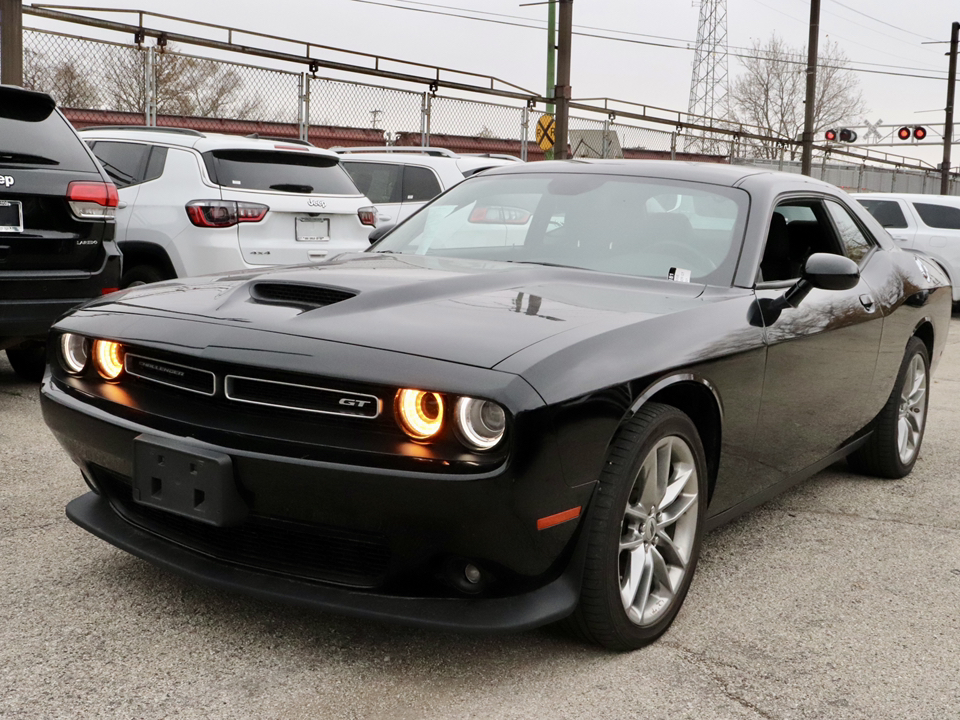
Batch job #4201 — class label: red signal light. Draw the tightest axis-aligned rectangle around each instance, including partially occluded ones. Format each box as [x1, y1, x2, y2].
[913, 126, 927, 140]
[825, 129, 838, 141]
[898, 127, 912, 141]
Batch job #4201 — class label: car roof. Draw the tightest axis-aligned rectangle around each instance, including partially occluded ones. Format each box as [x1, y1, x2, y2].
[334, 147, 519, 172]
[78, 127, 340, 160]
[853, 192, 960, 205]
[477, 159, 800, 188]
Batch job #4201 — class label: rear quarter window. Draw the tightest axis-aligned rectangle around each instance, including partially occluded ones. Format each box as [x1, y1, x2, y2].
[203, 150, 361, 195]
[913, 202, 960, 231]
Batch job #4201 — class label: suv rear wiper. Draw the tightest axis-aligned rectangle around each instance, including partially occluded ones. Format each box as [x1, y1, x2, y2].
[270, 183, 314, 193]
[0, 151, 60, 166]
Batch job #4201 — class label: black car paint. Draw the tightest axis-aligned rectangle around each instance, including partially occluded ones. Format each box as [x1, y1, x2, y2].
[41, 161, 951, 631]
[0, 85, 121, 347]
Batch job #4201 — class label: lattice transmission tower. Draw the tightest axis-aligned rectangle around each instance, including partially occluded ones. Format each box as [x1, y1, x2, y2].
[686, 0, 730, 153]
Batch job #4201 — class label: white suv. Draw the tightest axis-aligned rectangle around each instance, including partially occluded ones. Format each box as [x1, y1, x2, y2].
[81, 128, 377, 286]
[854, 192, 960, 302]
[334, 147, 521, 227]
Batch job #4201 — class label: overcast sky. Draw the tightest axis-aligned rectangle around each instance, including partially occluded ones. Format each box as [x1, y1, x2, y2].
[26, 0, 959, 163]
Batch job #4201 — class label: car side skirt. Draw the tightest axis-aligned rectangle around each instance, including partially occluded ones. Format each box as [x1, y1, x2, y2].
[705, 433, 870, 531]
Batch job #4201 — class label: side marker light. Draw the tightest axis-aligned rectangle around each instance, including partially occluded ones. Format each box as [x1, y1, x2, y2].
[537, 506, 582, 531]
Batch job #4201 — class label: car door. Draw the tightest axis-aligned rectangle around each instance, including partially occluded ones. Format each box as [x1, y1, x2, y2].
[751, 196, 884, 484]
[397, 164, 443, 222]
[87, 140, 151, 242]
[857, 197, 916, 246]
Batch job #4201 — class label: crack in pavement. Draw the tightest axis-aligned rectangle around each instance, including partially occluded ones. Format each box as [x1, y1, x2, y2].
[776, 507, 960, 533]
[0, 520, 65, 537]
[662, 642, 778, 720]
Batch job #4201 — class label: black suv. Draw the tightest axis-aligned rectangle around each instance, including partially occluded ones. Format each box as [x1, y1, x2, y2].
[0, 85, 121, 381]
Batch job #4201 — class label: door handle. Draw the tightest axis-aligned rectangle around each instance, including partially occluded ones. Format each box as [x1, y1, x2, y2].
[117, 201, 128, 209]
[859, 294, 876, 312]
[308, 250, 328, 262]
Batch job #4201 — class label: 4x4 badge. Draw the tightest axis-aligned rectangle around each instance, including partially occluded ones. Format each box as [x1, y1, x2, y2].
[1, 176, 13, 188]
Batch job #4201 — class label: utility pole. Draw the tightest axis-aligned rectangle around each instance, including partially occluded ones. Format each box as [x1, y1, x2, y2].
[554, 0, 573, 160]
[800, 0, 821, 176]
[0, 0, 24, 86]
[941, 21, 958, 195]
[545, 0, 556, 160]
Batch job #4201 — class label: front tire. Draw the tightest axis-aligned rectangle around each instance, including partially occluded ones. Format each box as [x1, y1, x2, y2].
[848, 336, 929, 478]
[568, 403, 708, 650]
[5, 342, 47, 382]
[121, 264, 168, 288]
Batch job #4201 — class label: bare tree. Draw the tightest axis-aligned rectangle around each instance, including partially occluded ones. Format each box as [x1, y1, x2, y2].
[22, 47, 100, 108]
[730, 35, 866, 159]
[102, 45, 262, 119]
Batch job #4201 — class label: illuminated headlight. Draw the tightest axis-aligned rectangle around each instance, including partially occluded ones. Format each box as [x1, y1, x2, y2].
[455, 397, 506, 451]
[396, 388, 444, 440]
[59, 333, 89, 375]
[92, 339, 125, 380]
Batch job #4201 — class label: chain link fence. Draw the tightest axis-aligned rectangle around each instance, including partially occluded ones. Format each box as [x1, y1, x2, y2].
[8, 27, 957, 195]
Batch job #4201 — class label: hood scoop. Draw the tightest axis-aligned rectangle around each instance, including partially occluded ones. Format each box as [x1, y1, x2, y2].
[250, 282, 357, 310]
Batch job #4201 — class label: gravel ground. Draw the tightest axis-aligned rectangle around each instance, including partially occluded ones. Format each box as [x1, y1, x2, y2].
[2, 321, 959, 720]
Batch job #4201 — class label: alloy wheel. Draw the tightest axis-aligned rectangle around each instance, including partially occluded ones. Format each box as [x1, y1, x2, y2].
[619, 435, 699, 627]
[897, 353, 927, 465]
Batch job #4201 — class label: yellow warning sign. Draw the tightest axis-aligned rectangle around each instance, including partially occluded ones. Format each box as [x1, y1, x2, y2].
[536, 114, 555, 151]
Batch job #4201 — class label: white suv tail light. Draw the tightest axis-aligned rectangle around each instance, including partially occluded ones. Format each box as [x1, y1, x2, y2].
[185, 200, 269, 228]
[67, 181, 119, 219]
[358, 205, 377, 227]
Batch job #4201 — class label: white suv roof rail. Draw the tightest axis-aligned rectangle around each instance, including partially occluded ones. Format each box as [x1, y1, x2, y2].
[81, 125, 206, 138]
[331, 146, 459, 158]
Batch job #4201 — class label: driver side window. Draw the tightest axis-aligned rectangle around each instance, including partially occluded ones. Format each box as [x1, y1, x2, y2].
[758, 199, 852, 283]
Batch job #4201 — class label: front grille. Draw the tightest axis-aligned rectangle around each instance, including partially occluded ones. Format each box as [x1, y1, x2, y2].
[225, 375, 382, 419]
[96, 470, 391, 588]
[250, 282, 356, 309]
[125, 354, 216, 396]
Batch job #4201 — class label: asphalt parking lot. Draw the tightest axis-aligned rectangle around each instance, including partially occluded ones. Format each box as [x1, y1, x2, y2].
[2, 323, 959, 720]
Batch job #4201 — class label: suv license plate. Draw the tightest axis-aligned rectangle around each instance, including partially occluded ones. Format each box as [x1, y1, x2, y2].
[132, 435, 248, 527]
[0, 200, 23, 233]
[296, 216, 330, 242]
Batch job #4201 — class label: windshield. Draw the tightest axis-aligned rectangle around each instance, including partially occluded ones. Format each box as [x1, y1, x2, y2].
[372, 173, 749, 284]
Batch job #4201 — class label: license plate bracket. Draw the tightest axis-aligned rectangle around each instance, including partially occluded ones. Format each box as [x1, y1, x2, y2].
[296, 216, 330, 242]
[132, 435, 248, 527]
[0, 200, 23, 233]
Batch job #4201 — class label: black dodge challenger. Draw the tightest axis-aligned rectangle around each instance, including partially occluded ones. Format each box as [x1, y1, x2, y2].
[41, 161, 950, 650]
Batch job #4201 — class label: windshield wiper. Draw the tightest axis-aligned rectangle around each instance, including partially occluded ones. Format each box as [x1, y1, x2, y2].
[504, 259, 589, 271]
[0, 151, 59, 165]
[270, 183, 314, 193]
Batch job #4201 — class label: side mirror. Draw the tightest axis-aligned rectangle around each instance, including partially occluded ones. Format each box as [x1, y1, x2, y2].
[368, 223, 395, 245]
[757, 253, 860, 325]
[801, 252, 860, 291]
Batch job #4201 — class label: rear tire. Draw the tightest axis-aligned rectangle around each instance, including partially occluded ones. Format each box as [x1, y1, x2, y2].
[6, 342, 46, 382]
[567, 403, 708, 650]
[848, 336, 929, 478]
[121, 264, 168, 288]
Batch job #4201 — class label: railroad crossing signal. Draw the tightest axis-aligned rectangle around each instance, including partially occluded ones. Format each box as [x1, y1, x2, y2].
[536, 114, 556, 152]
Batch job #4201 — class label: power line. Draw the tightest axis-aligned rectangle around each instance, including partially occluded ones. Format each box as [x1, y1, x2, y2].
[828, 0, 937, 42]
[745, 0, 941, 69]
[349, 0, 950, 81]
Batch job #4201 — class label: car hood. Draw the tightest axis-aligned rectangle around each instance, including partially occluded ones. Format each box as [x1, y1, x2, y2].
[92, 253, 709, 369]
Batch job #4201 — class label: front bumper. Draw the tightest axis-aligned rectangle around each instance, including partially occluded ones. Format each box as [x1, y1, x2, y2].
[66, 492, 581, 631]
[42, 372, 592, 630]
